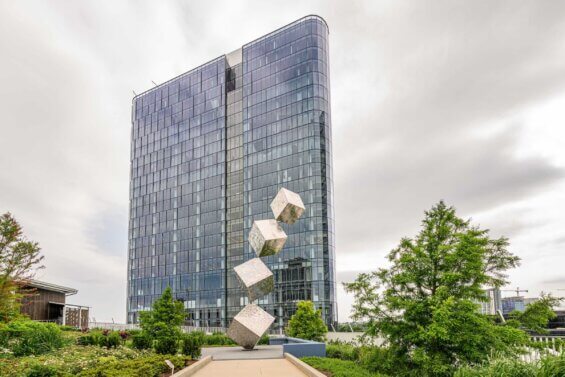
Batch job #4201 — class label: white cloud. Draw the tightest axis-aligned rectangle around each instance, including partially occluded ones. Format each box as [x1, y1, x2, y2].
[0, 0, 564, 322]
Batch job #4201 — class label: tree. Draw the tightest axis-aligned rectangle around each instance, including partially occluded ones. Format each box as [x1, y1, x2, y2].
[509, 294, 563, 334]
[287, 300, 328, 341]
[0, 213, 44, 322]
[139, 286, 185, 354]
[344, 201, 526, 376]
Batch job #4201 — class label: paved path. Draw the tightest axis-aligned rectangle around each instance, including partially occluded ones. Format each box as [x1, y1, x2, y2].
[202, 345, 284, 360]
[191, 359, 306, 377]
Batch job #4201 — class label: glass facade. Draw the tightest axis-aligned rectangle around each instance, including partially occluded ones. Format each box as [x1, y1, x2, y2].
[128, 15, 336, 330]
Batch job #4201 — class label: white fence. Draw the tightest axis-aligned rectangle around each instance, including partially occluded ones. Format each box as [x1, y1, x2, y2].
[518, 336, 564, 363]
[88, 322, 226, 334]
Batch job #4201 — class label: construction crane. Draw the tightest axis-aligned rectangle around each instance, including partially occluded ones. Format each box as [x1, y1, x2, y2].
[502, 287, 528, 297]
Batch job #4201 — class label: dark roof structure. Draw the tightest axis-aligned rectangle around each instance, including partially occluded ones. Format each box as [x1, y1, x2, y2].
[24, 280, 78, 296]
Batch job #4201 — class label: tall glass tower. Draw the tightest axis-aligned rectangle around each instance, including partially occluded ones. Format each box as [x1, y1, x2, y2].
[128, 15, 336, 331]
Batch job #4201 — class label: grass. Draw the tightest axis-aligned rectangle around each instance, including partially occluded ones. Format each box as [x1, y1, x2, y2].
[301, 357, 388, 377]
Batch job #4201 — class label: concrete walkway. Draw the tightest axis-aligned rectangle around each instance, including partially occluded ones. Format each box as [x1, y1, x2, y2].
[191, 359, 306, 377]
[202, 345, 283, 360]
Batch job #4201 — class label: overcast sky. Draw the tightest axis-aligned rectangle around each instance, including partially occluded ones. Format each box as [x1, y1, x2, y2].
[1, 1, 564, 322]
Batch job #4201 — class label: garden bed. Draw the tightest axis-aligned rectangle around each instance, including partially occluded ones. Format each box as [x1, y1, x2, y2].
[0, 344, 194, 377]
[301, 357, 386, 377]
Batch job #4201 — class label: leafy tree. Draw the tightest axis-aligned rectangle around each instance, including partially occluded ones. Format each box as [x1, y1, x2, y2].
[139, 286, 184, 354]
[510, 294, 563, 334]
[287, 300, 328, 341]
[344, 201, 527, 376]
[0, 213, 44, 322]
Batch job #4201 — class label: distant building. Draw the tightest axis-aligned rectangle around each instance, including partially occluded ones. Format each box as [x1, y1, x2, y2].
[502, 296, 538, 316]
[479, 288, 502, 315]
[20, 280, 89, 328]
[549, 310, 565, 329]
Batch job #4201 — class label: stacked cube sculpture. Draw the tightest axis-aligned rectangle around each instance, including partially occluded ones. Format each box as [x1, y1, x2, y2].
[227, 187, 305, 350]
[233, 258, 274, 302]
[270, 187, 306, 225]
[248, 220, 287, 257]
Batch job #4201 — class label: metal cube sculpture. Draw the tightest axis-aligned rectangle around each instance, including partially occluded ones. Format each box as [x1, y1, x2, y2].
[248, 219, 287, 257]
[227, 304, 275, 350]
[234, 258, 274, 302]
[270, 188, 306, 224]
[228, 187, 305, 350]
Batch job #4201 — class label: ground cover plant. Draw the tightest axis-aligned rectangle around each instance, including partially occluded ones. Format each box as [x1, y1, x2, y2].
[302, 356, 387, 377]
[453, 352, 565, 377]
[0, 342, 192, 377]
[307, 346, 565, 377]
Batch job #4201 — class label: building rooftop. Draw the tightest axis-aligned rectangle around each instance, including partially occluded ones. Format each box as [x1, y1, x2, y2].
[24, 280, 78, 296]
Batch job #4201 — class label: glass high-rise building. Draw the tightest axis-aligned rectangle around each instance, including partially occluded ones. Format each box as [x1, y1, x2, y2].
[127, 15, 336, 331]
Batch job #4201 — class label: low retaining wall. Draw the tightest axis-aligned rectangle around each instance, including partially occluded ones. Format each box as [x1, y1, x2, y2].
[171, 356, 212, 376]
[269, 336, 325, 358]
[284, 353, 326, 377]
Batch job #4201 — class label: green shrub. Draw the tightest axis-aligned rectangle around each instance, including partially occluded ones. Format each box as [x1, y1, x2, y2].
[127, 329, 141, 336]
[76, 334, 92, 346]
[189, 331, 206, 345]
[154, 337, 177, 355]
[77, 331, 106, 347]
[77, 330, 125, 349]
[24, 362, 59, 377]
[132, 332, 153, 350]
[326, 341, 359, 361]
[358, 346, 399, 374]
[0, 320, 65, 356]
[287, 301, 327, 341]
[301, 357, 387, 377]
[24, 362, 60, 377]
[203, 332, 235, 346]
[182, 333, 202, 359]
[138, 287, 184, 355]
[105, 331, 121, 348]
[258, 334, 270, 345]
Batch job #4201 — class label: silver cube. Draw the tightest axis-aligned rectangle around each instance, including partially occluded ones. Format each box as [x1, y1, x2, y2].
[270, 188, 305, 224]
[234, 258, 274, 302]
[248, 219, 287, 257]
[227, 304, 275, 350]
